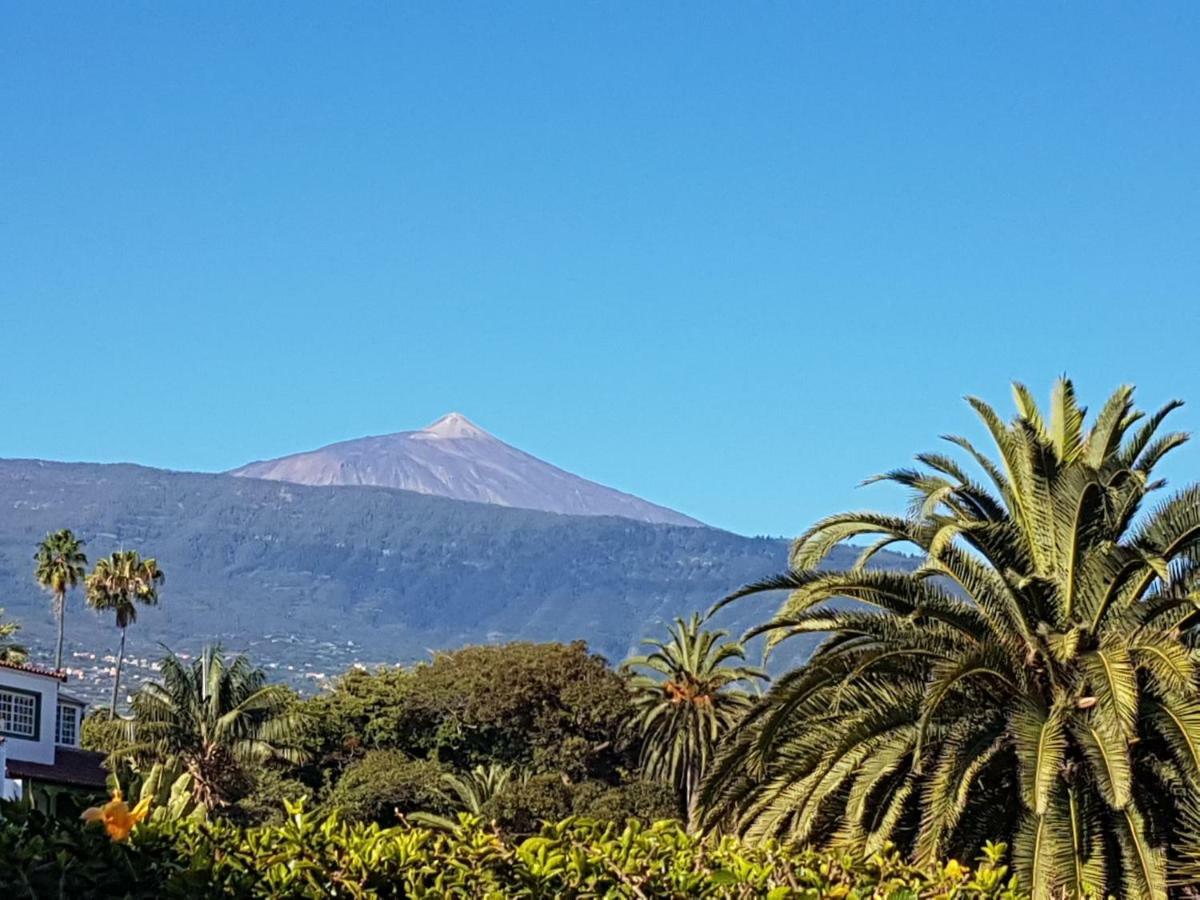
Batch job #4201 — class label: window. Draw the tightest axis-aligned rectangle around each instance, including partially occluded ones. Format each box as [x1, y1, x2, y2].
[56, 702, 78, 746]
[0, 688, 39, 739]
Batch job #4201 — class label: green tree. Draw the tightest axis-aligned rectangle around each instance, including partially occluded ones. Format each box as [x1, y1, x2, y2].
[230, 765, 314, 826]
[86, 550, 164, 714]
[34, 529, 87, 670]
[322, 750, 449, 824]
[703, 380, 1200, 900]
[124, 645, 308, 811]
[623, 614, 765, 827]
[0, 607, 27, 664]
[302, 641, 635, 781]
[482, 772, 576, 836]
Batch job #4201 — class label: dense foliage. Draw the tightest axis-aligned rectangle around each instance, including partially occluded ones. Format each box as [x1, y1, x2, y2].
[321, 751, 450, 824]
[0, 799, 1026, 898]
[303, 641, 635, 781]
[705, 381, 1200, 899]
[0, 606, 27, 663]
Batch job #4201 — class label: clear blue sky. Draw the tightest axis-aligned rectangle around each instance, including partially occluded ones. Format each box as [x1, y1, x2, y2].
[3, 4, 1199, 537]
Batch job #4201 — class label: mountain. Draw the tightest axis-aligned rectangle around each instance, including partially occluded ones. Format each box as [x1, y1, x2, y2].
[0, 458, 839, 702]
[230, 413, 702, 527]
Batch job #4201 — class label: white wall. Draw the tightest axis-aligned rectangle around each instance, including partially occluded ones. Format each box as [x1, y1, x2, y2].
[0, 740, 22, 802]
[0, 669, 58, 765]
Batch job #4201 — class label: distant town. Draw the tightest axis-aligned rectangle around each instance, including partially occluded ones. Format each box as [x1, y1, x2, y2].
[32, 633, 391, 708]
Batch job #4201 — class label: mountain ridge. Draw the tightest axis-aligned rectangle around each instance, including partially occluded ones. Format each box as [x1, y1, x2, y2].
[229, 413, 703, 527]
[0, 457, 811, 700]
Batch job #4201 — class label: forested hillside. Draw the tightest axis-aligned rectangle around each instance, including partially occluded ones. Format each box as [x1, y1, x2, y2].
[0, 459, 888, 681]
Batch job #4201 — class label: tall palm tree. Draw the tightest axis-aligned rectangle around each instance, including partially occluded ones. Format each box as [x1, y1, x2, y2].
[702, 380, 1200, 900]
[86, 550, 164, 714]
[34, 529, 87, 670]
[624, 614, 766, 827]
[0, 607, 28, 664]
[123, 645, 308, 810]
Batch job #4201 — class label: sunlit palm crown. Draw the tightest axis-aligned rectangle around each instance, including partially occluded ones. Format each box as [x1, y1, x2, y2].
[703, 380, 1200, 900]
[625, 614, 765, 821]
[86, 550, 164, 627]
[34, 529, 87, 601]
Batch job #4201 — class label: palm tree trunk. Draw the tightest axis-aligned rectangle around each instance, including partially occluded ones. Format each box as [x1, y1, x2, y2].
[685, 762, 700, 833]
[110, 626, 127, 715]
[54, 590, 65, 671]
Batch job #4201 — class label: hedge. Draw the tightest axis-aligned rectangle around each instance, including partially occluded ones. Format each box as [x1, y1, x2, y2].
[0, 800, 1026, 899]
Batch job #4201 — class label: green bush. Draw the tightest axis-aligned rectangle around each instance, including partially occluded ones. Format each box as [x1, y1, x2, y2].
[81, 709, 126, 755]
[320, 751, 448, 824]
[302, 641, 635, 780]
[480, 774, 680, 837]
[573, 778, 680, 823]
[483, 772, 575, 835]
[0, 799, 1028, 898]
[229, 765, 314, 826]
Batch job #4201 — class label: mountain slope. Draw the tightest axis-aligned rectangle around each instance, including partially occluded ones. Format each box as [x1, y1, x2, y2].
[230, 413, 702, 527]
[0, 459, 810, 696]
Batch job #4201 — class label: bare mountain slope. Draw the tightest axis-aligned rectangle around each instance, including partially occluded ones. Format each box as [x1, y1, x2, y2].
[230, 413, 701, 527]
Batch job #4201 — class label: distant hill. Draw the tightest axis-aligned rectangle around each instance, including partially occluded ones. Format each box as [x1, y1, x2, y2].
[0, 458, 913, 702]
[230, 413, 702, 527]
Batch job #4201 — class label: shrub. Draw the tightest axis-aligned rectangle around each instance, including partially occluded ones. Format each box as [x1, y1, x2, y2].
[302, 641, 634, 780]
[81, 709, 127, 755]
[483, 772, 575, 835]
[484, 775, 680, 836]
[229, 765, 313, 826]
[573, 778, 680, 824]
[0, 799, 1028, 898]
[321, 751, 448, 824]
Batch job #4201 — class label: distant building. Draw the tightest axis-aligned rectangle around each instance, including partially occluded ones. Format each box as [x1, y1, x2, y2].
[0, 659, 107, 813]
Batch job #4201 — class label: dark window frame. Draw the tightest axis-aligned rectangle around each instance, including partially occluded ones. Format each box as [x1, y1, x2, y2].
[0, 685, 42, 742]
[55, 701, 78, 746]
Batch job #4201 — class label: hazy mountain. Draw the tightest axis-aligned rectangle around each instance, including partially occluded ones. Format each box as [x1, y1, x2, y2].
[230, 413, 702, 527]
[0, 457, 918, 703]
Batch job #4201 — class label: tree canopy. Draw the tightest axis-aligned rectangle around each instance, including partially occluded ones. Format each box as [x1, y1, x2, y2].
[303, 640, 636, 782]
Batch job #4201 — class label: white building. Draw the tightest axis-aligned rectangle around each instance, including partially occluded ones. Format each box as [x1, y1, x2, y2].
[0, 659, 107, 811]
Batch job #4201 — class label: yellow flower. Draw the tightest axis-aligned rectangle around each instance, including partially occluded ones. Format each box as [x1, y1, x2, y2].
[943, 858, 967, 881]
[80, 787, 151, 841]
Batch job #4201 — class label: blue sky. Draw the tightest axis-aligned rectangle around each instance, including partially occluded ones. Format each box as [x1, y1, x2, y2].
[2, 4, 1199, 536]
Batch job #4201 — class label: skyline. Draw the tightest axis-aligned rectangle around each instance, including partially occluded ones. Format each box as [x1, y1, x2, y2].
[4, 4, 1200, 536]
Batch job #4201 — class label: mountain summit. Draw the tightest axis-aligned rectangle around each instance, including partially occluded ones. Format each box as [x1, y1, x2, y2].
[419, 412, 490, 440]
[230, 414, 702, 527]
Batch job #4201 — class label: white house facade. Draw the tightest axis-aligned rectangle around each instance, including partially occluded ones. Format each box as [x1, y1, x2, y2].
[0, 659, 106, 809]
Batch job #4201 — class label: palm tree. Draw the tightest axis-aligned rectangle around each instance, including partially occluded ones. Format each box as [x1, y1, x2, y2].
[441, 763, 518, 815]
[624, 614, 766, 827]
[702, 380, 1200, 900]
[34, 529, 87, 670]
[86, 550, 164, 714]
[411, 763, 523, 829]
[123, 645, 308, 810]
[0, 607, 28, 664]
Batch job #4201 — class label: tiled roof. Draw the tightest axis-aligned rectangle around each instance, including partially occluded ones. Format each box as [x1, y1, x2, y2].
[5, 747, 108, 789]
[0, 659, 66, 682]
